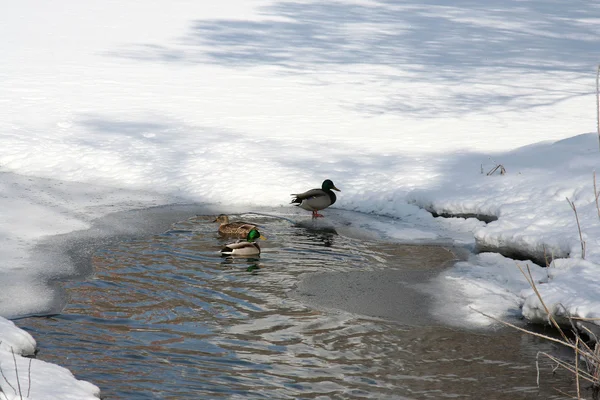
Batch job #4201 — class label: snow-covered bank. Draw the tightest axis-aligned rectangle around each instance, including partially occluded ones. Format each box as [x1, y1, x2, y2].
[407, 133, 600, 326]
[0, 317, 99, 400]
[2, 0, 600, 397]
[0, 173, 185, 399]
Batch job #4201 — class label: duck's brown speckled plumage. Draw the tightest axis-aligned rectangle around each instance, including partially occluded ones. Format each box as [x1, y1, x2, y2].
[213, 214, 258, 238]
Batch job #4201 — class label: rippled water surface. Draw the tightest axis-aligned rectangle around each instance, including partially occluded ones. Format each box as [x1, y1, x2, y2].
[21, 212, 576, 399]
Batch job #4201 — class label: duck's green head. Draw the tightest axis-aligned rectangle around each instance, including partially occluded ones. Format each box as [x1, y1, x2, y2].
[322, 179, 340, 192]
[247, 228, 266, 242]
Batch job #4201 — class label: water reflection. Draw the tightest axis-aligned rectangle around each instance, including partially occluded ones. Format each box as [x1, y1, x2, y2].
[294, 220, 338, 248]
[246, 264, 262, 273]
[19, 213, 578, 399]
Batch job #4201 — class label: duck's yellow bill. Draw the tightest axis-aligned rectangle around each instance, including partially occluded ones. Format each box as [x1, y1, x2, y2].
[259, 235, 267, 240]
[332, 186, 341, 191]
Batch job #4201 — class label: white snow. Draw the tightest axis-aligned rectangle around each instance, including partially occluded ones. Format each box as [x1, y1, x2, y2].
[2, 0, 600, 397]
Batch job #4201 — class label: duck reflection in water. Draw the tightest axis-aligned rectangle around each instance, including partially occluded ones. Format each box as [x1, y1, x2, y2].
[246, 264, 261, 273]
[220, 257, 263, 274]
[294, 221, 338, 248]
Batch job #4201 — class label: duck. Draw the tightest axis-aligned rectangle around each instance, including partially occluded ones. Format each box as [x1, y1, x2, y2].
[213, 214, 258, 238]
[220, 228, 266, 256]
[290, 179, 341, 218]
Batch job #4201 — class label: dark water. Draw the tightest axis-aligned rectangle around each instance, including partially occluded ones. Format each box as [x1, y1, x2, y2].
[20, 213, 577, 399]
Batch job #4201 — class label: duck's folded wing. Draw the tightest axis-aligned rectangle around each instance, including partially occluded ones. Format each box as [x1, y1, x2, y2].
[224, 240, 252, 250]
[227, 222, 256, 231]
[229, 221, 254, 227]
[291, 189, 325, 202]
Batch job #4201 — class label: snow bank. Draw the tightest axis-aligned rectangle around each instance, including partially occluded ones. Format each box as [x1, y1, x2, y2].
[2, 0, 600, 397]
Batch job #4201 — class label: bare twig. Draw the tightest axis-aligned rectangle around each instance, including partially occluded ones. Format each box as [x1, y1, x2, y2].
[478, 258, 600, 396]
[487, 164, 506, 176]
[554, 387, 580, 399]
[516, 263, 571, 343]
[473, 307, 600, 381]
[568, 316, 600, 321]
[573, 326, 596, 363]
[597, 64, 600, 152]
[11, 348, 22, 400]
[0, 360, 16, 396]
[542, 352, 597, 384]
[543, 245, 551, 268]
[471, 307, 576, 348]
[552, 361, 561, 374]
[595, 171, 600, 219]
[0, 341, 12, 400]
[566, 197, 586, 259]
[27, 358, 31, 398]
[576, 335, 581, 399]
[536, 352, 541, 386]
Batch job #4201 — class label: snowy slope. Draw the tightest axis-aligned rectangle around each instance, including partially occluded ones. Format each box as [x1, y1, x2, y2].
[1, 0, 600, 397]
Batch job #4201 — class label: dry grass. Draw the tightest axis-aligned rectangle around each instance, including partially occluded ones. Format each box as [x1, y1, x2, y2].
[486, 164, 506, 176]
[475, 263, 600, 399]
[594, 171, 600, 220]
[596, 64, 600, 152]
[566, 197, 586, 260]
[0, 344, 32, 400]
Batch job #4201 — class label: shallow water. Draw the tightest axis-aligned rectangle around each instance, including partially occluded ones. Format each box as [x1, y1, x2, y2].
[20, 212, 576, 399]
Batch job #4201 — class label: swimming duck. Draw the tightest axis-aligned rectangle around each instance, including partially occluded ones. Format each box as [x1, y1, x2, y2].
[220, 228, 266, 256]
[213, 214, 258, 238]
[290, 179, 341, 218]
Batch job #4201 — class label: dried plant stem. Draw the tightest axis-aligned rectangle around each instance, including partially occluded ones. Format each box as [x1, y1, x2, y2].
[471, 307, 576, 349]
[0, 360, 16, 396]
[576, 335, 581, 399]
[555, 387, 581, 399]
[477, 258, 600, 397]
[542, 351, 597, 384]
[516, 263, 571, 343]
[10, 348, 22, 400]
[566, 197, 586, 259]
[597, 64, 600, 152]
[536, 352, 541, 387]
[595, 171, 600, 219]
[487, 164, 506, 176]
[569, 316, 600, 321]
[27, 358, 31, 398]
[543, 245, 555, 268]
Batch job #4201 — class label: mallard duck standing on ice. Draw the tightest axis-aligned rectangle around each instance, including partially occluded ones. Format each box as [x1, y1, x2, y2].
[290, 179, 340, 218]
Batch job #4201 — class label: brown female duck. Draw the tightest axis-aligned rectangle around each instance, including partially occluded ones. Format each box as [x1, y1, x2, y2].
[213, 214, 258, 238]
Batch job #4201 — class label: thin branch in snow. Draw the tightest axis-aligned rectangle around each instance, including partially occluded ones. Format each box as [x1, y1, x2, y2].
[27, 358, 31, 398]
[596, 64, 600, 151]
[0, 360, 16, 397]
[594, 171, 600, 219]
[10, 348, 22, 400]
[486, 164, 506, 176]
[566, 197, 585, 259]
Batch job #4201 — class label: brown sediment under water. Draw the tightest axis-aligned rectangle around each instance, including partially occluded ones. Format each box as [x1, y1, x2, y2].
[19, 211, 578, 399]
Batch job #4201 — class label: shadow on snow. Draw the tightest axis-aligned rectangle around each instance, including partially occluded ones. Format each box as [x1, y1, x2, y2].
[107, 0, 598, 117]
